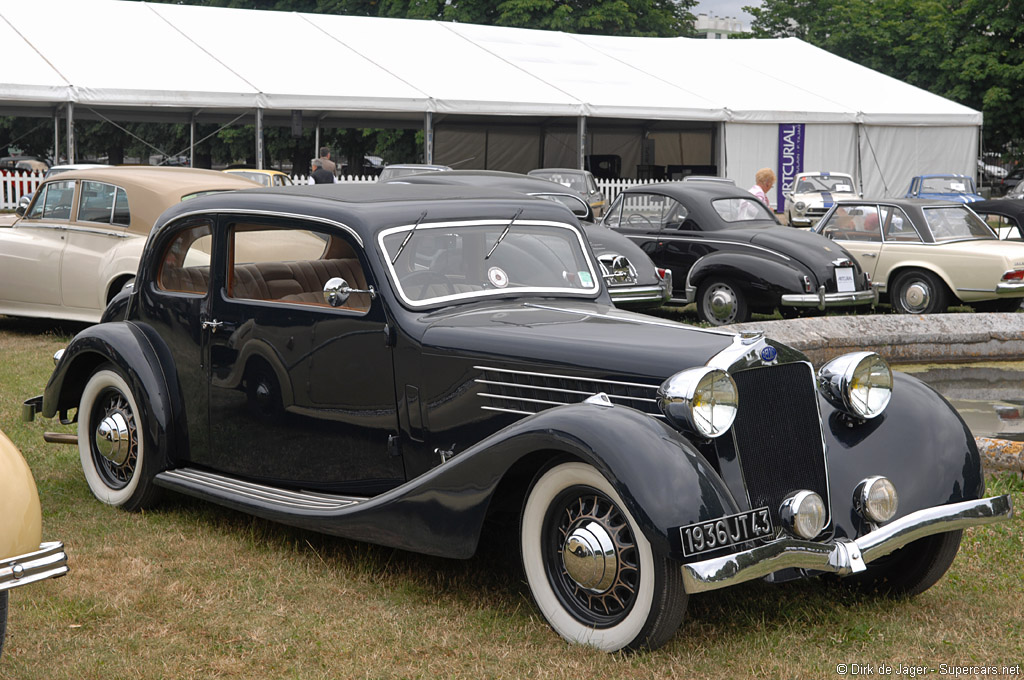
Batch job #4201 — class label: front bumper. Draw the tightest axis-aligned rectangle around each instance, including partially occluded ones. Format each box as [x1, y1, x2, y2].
[0, 541, 69, 592]
[781, 285, 878, 310]
[681, 494, 1012, 594]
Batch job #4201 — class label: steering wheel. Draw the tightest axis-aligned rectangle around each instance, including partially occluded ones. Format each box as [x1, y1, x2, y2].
[627, 213, 655, 228]
[402, 270, 456, 298]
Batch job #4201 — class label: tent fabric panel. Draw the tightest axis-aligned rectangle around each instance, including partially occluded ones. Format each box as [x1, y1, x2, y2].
[482, 128, 542, 174]
[858, 125, 978, 198]
[0, 9, 70, 100]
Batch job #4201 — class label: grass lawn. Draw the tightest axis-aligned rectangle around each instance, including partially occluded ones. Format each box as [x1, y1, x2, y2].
[0, 316, 1021, 679]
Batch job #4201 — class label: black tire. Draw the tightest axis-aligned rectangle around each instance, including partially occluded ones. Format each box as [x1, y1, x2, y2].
[891, 270, 949, 314]
[844, 530, 962, 596]
[697, 279, 749, 325]
[520, 462, 687, 651]
[971, 298, 1022, 313]
[78, 364, 161, 511]
[0, 590, 7, 659]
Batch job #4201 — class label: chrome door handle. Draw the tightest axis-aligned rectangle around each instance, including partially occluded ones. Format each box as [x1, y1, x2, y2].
[201, 319, 223, 332]
[863, 253, 877, 258]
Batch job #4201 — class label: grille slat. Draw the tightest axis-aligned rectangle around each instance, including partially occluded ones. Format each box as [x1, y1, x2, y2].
[731, 363, 830, 528]
[474, 366, 662, 417]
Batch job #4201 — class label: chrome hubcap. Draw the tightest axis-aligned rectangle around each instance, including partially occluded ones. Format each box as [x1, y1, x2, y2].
[707, 285, 736, 322]
[95, 412, 131, 465]
[562, 520, 618, 592]
[904, 281, 930, 310]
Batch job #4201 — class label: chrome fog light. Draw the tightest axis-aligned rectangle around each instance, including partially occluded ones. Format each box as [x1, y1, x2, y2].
[817, 351, 892, 419]
[779, 490, 827, 539]
[854, 476, 898, 523]
[657, 367, 738, 439]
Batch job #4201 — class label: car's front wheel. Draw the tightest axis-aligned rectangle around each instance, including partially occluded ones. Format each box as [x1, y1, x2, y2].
[520, 462, 687, 651]
[78, 365, 161, 511]
[891, 270, 949, 314]
[843, 530, 962, 596]
[697, 278, 749, 325]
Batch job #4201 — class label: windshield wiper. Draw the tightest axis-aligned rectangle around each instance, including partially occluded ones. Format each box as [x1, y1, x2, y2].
[485, 208, 524, 260]
[391, 211, 428, 265]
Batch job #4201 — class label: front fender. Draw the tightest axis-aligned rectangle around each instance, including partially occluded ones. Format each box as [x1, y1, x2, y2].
[822, 371, 984, 540]
[688, 252, 807, 308]
[41, 321, 182, 470]
[262, 402, 740, 560]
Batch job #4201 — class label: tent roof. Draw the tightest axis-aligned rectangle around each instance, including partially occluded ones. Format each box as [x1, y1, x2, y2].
[0, 0, 982, 126]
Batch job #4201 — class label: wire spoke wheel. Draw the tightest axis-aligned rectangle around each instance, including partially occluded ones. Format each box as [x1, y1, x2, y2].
[89, 388, 139, 489]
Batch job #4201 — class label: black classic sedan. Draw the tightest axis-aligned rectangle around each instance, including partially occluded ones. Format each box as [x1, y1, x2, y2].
[602, 182, 878, 324]
[24, 184, 1012, 652]
[385, 170, 672, 310]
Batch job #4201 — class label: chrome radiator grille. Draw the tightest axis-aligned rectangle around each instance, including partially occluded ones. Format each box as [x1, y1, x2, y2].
[474, 366, 660, 417]
[730, 362, 830, 527]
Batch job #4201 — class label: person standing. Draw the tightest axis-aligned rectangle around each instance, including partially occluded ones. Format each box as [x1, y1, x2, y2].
[309, 158, 336, 184]
[318, 147, 337, 176]
[748, 167, 776, 210]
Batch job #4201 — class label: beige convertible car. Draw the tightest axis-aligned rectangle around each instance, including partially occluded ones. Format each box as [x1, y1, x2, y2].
[0, 167, 259, 323]
[815, 198, 1024, 313]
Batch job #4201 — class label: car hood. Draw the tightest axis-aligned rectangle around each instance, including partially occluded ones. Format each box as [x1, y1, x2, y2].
[418, 300, 738, 382]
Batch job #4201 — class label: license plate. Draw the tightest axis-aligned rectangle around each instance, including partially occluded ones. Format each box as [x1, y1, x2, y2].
[679, 507, 775, 557]
[836, 266, 856, 292]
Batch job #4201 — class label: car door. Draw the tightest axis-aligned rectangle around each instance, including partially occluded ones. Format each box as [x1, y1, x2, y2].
[61, 180, 132, 311]
[0, 179, 75, 309]
[818, 204, 884, 281]
[202, 216, 403, 495]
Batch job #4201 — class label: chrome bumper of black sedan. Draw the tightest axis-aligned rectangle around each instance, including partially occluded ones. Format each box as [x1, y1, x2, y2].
[780, 285, 878, 310]
[609, 284, 671, 306]
[0, 542, 68, 592]
[680, 494, 1012, 594]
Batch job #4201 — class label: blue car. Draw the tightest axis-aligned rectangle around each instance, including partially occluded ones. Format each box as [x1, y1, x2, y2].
[905, 174, 983, 203]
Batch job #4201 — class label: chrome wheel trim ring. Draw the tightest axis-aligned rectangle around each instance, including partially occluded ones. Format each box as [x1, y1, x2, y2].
[704, 283, 737, 324]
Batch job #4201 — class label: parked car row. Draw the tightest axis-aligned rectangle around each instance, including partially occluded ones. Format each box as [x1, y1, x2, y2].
[21, 181, 1014, 652]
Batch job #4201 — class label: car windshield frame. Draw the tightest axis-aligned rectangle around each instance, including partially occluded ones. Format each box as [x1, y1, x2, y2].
[922, 205, 997, 242]
[378, 218, 601, 309]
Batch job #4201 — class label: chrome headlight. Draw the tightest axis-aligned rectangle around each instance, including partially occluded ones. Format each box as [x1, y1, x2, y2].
[779, 490, 827, 539]
[817, 351, 892, 419]
[854, 476, 898, 523]
[794, 201, 807, 213]
[657, 367, 738, 438]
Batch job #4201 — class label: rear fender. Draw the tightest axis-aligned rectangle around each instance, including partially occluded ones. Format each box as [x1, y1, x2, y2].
[689, 252, 808, 307]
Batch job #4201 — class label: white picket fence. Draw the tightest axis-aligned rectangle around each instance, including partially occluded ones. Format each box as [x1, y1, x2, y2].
[1, 171, 651, 212]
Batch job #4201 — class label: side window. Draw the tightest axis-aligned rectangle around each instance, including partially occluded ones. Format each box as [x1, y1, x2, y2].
[77, 181, 129, 225]
[882, 207, 921, 242]
[662, 198, 691, 229]
[617, 193, 667, 229]
[819, 205, 881, 242]
[227, 223, 369, 312]
[158, 222, 214, 295]
[602, 197, 624, 228]
[28, 180, 75, 220]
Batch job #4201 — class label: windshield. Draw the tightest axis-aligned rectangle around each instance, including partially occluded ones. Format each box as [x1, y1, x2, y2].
[712, 197, 776, 223]
[794, 174, 854, 193]
[379, 219, 599, 307]
[921, 176, 976, 194]
[923, 206, 995, 241]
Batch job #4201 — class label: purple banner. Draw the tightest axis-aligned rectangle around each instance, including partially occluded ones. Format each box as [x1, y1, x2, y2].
[776, 123, 805, 212]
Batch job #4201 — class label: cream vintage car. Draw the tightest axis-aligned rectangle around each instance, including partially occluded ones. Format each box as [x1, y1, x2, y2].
[0, 167, 259, 323]
[1, 428, 68, 657]
[815, 198, 1024, 313]
[784, 171, 859, 228]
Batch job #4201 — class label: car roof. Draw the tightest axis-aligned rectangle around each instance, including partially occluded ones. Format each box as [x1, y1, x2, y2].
[832, 197, 969, 211]
[225, 168, 288, 176]
[36, 166, 261, 234]
[528, 168, 587, 174]
[970, 199, 1024, 221]
[622, 180, 752, 201]
[387, 169, 586, 196]
[154, 182, 583, 243]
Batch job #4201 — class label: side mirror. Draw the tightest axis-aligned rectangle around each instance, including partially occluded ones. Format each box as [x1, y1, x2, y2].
[15, 204, 26, 217]
[323, 277, 352, 307]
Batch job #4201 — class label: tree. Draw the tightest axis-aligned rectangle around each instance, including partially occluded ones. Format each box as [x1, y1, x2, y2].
[746, 0, 1024, 158]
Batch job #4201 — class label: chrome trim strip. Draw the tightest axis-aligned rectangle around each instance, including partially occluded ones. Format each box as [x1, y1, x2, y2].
[996, 282, 1024, 293]
[474, 365, 659, 391]
[680, 494, 1013, 594]
[475, 378, 657, 404]
[156, 469, 362, 511]
[623, 234, 792, 262]
[0, 541, 68, 592]
[479, 393, 568, 408]
[481, 405, 535, 416]
[156, 208, 365, 247]
[520, 304, 739, 338]
[608, 285, 670, 302]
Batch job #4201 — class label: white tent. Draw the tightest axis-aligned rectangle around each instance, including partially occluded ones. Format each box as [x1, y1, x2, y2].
[0, 0, 982, 199]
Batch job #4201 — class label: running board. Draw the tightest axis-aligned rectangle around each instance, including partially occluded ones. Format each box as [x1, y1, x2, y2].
[155, 468, 366, 513]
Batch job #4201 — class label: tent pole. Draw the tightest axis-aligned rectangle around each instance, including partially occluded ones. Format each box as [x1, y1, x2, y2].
[190, 114, 196, 168]
[315, 124, 320, 163]
[424, 112, 433, 164]
[53, 111, 59, 165]
[856, 124, 864, 196]
[577, 116, 586, 170]
[65, 102, 75, 164]
[719, 122, 727, 178]
[255, 108, 264, 170]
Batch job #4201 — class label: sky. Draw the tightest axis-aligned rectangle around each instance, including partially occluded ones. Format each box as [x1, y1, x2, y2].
[694, 0, 758, 29]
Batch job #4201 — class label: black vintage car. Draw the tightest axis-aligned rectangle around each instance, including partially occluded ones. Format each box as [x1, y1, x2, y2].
[970, 198, 1024, 240]
[601, 182, 878, 324]
[24, 184, 1012, 652]
[385, 170, 672, 310]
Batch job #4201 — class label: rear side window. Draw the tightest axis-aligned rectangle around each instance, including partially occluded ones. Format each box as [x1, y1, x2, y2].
[77, 181, 130, 226]
[158, 222, 214, 295]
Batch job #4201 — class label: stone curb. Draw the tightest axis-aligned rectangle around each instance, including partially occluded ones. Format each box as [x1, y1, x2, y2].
[977, 437, 1024, 475]
[730, 312, 1024, 366]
